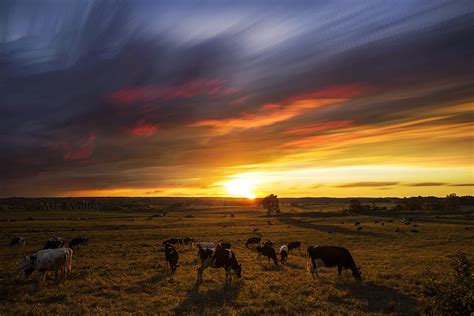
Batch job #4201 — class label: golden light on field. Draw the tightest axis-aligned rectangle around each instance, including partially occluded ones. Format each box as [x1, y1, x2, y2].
[223, 178, 257, 199]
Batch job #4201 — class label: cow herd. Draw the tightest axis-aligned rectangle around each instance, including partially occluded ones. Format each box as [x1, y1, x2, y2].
[10, 236, 89, 284]
[12, 233, 361, 286]
[163, 235, 362, 285]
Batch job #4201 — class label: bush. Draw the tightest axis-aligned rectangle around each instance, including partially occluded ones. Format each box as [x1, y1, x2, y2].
[420, 253, 473, 315]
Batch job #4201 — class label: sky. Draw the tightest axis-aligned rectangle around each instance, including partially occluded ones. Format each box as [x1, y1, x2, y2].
[0, 0, 473, 198]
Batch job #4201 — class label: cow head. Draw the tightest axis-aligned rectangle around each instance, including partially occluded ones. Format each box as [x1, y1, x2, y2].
[352, 266, 362, 282]
[19, 256, 35, 278]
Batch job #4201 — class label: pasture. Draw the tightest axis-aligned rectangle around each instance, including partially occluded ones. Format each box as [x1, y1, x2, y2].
[0, 201, 473, 315]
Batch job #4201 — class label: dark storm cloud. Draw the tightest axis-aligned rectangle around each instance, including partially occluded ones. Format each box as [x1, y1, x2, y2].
[1, 0, 473, 196]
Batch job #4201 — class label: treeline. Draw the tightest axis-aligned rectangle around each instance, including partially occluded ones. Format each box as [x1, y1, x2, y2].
[347, 194, 474, 213]
[0, 197, 257, 212]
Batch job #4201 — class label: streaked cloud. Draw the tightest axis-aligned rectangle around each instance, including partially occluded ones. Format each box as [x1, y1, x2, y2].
[0, 1, 473, 197]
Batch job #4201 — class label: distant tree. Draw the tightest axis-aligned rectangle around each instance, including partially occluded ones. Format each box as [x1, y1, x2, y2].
[261, 194, 280, 215]
[349, 199, 362, 212]
[445, 193, 459, 212]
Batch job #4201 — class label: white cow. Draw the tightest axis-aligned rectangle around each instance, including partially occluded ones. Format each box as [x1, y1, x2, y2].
[19, 248, 73, 283]
[195, 242, 215, 250]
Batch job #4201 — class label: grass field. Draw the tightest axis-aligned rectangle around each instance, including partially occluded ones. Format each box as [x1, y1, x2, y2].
[0, 202, 473, 315]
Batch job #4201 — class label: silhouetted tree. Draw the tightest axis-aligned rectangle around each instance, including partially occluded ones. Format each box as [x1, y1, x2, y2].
[261, 194, 280, 215]
[445, 193, 459, 211]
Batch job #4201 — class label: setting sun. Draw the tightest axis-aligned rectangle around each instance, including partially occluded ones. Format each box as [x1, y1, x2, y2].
[223, 179, 257, 199]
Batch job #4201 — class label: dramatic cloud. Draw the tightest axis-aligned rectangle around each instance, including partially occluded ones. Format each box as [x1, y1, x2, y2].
[1, 1, 473, 197]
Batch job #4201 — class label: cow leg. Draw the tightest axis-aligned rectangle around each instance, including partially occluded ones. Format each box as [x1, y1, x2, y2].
[196, 259, 209, 284]
[312, 259, 319, 279]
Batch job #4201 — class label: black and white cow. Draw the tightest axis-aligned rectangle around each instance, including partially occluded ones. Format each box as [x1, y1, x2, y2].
[307, 245, 361, 281]
[182, 237, 193, 246]
[195, 241, 215, 250]
[43, 237, 65, 249]
[68, 237, 89, 248]
[196, 244, 242, 284]
[245, 237, 261, 248]
[163, 238, 180, 246]
[287, 241, 301, 252]
[280, 245, 288, 263]
[256, 244, 278, 265]
[10, 237, 26, 247]
[164, 242, 179, 274]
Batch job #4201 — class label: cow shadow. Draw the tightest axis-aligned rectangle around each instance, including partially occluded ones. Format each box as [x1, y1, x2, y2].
[260, 263, 284, 272]
[332, 280, 417, 314]
[174, 282, 242, 315]
[283, 262, 304, 270]
[126, 271, 169, 294]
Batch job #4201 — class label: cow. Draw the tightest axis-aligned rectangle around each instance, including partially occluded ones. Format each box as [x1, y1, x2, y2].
[246, 237, 261, 248]
[218, 241, 231, 250]
[164, 243, 179, 274]
[69, 237, 89, 248]
[307, 245, 361, 282]
[10, 237, 26, 247]
[354, 222, 361, 226]
[256, 244, 278, 265]
[43, 237, 65, 249]
[19, 248, 73, 283]
[182, 237, 193, 246]
[263, 240, 275, 248]
[280, 245, 288, 263]
[196, 245, 242, 285]
[195, 241, 215, 250]
[163, 238, 180, 246]
[288, 241, 301, 252]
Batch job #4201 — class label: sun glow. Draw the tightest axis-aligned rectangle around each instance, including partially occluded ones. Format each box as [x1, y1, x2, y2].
[224, 178, 257, 199]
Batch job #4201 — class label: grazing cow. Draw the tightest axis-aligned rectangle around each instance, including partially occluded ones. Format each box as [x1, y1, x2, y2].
[195, 242, 215, 250]
[246, 237, 261, 248]
[182, 237, 193, 246]
[164, 243, 179, 274]
[288, 241, 301, 252]
[218, 241, 231, 249]
[43, 237, 65, 249]
[357, 226, 363, 232]
[280, 245, 288, 263]
[256, 244, 278, 265]
[263, 240, 275, 248]
[354, 222, 361, 226]
[19, 248, 73, 283]
[69, 237, 89, 248]
[196, 246, 242, 284]
[10, 237, 26, 247]
[307, 246, 361, 281]
[163, 238, 180, 246]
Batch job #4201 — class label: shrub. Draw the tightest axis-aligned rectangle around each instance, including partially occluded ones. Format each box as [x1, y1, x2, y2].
[420, 252, 473, 315]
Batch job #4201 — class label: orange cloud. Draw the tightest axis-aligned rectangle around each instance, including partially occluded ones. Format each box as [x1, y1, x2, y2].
[284, 120, 353, 135]
[191, 83, 368, 131]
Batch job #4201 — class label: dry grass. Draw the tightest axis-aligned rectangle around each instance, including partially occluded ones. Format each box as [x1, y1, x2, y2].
[0, 204, 473, 315]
